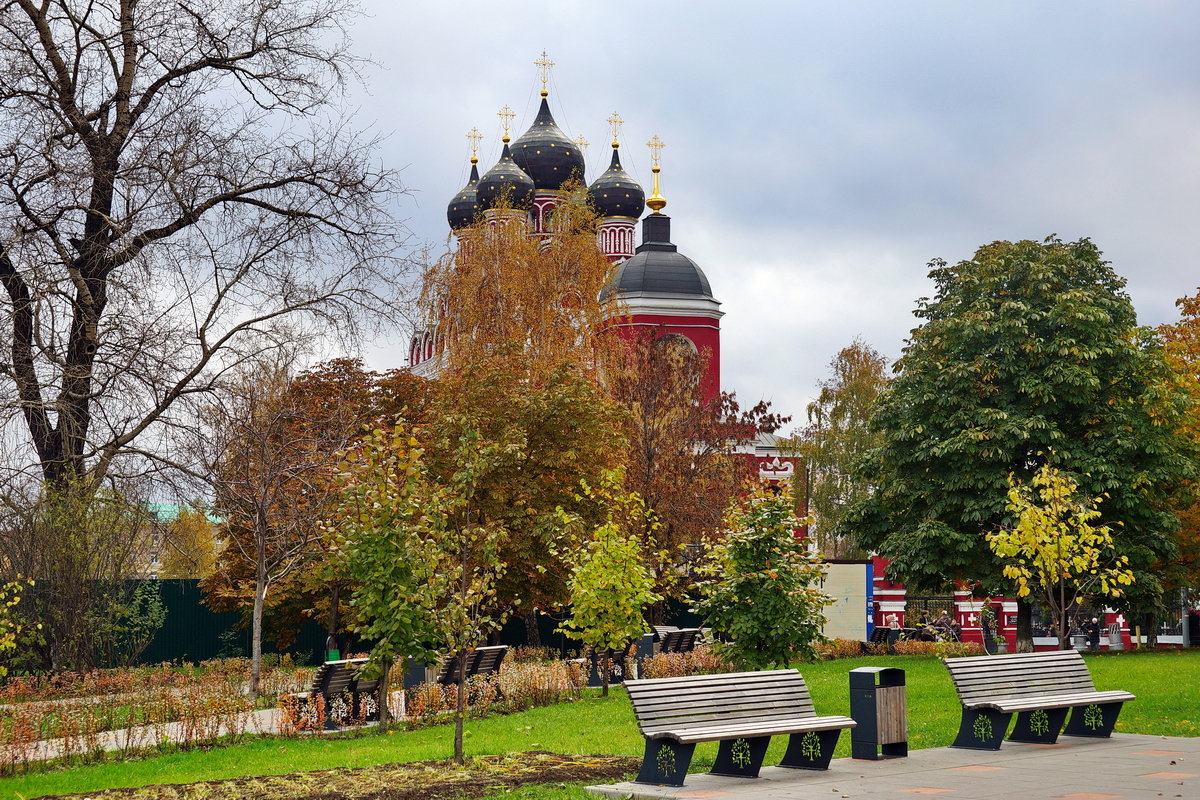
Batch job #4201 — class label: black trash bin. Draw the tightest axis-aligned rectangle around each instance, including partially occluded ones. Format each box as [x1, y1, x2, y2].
[849, 666, 907, 760]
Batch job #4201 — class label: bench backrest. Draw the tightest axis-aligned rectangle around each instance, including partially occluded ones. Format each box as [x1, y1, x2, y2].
[435, 645, 509, 684]
[943, 649, 1097, 705]
[309, 663, 331, 693]
[625, 669, 817, 735]
[652, 625, 680, 642]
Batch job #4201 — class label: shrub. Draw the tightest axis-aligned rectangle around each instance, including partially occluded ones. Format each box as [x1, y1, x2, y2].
[816, 638, 867, 660]
[639, 646, 731, 679]
[893, 639, 984, 657]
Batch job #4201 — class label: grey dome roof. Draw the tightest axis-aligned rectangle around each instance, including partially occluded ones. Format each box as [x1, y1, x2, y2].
[588, 146, 645, 219]
[476, 142, 535, 211]
[510, 98, 585, 191]
[447, 162, 480, 230]
[601, 214, 714, 300]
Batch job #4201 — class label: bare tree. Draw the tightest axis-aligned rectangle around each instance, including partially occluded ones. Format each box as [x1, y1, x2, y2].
[0, 0, 407, 492]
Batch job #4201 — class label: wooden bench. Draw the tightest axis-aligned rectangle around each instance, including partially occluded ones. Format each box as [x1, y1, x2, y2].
[295, 658, 379, 729]
[658, 628, 701, 654]
[943, 649, 1135, 750]
[624, 669, 856, 786]
[434, 645, 508, 685]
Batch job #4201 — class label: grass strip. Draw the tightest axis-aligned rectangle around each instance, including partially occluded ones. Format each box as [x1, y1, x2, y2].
[2, 649, 1196, 800]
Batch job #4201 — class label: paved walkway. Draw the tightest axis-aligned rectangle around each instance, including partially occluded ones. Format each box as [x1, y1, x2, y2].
[587, 733, 1200, 800]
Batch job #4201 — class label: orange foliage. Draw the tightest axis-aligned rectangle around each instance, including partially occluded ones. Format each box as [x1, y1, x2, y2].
[1158, 288, 1200, 588]
[420, 189, 621, 381]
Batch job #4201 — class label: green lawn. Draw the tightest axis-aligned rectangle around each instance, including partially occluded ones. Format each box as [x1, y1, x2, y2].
[3, 649, 1197, 800]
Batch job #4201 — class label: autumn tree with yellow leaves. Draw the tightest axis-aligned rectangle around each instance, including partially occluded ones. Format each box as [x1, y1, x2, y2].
[987, 462, 1134, 650]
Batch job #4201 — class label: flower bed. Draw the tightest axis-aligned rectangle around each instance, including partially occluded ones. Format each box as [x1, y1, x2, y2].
[0, 658, 314, 774]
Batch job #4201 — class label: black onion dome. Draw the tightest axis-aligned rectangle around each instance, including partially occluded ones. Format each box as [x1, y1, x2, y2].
[447, 162, 481, 230]
[476, 142, 535, 211]
[588, 146, 645, 219]
[601, 214, 714, 300]
[510, 98, 586, 191]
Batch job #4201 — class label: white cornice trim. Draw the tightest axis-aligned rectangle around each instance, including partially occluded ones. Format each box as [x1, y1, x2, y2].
[610, 293, 724, 318]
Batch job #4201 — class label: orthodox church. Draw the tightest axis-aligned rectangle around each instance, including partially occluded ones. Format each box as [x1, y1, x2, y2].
[407, 56, 793, 482]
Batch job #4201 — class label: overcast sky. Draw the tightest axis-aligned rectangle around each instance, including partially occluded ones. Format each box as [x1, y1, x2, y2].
[344, 1, 1200, 430]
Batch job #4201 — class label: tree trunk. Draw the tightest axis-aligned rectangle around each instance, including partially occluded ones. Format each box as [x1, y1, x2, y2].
[601, 651, 611, 698]
[328, 584, 340, 639]
[1058, 578, 1072, 650]
[377, 657, 392, 731]
[454, 648, 467, 764]
[648, 599, 666, 626]
[1145, 613, 1158, 648]
[523, 611, 541, 647]
[250, 528, 267, 697]
[1015, 598, 1034, 653]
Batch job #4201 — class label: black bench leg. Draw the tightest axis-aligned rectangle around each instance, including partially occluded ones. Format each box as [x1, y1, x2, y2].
[635, 738, 696, 787]
[711, 735, 770, 778]
[1009, 707, 1069, 744]
[779, 728, 842, 770]
[1062, 702, 1123, 738]
[951, 709, 1011, 750]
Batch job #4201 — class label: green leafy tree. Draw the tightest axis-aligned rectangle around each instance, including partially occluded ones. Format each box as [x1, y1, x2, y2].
[987, 462, 1135, 649]
[694, 484, 831, 669]
[0, 577, 33, 677]
[851, 238, 1195, 648]
[332, 426, 441, 730]
[786, 338, 889, 557]
[332, 421, 510, 762]
[558, 471, 661, 697]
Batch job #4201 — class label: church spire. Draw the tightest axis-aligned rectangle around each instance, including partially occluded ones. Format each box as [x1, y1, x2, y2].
[646, 135, 666, 213]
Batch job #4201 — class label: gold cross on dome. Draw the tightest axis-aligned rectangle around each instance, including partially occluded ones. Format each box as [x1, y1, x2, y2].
[575, 134, 589, 153]
[466, 127, 482, 162]
[607, 111, 624, 147]
[534, 50, 555, 96]
[497, 105, 515, 139]
[647, 135, 665, 169]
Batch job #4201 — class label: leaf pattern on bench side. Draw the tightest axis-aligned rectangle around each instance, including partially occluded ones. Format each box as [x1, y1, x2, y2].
[731, 738, 751, 768]
[1084, 705, 1104, 730]
[1030, 709, 1050, 736]
[656, 744, 676, 776]
[973, 715, 993, 742]
[801, 730, 822, 760]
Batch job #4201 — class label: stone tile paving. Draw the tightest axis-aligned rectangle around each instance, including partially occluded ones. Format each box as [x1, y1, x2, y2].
[586, 733, 1199, 800]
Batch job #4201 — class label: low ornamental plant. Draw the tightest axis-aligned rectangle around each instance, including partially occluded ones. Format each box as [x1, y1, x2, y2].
[892, 639, 984, 658]
[0, 659, 312, 775]
[638, 646, 730, 679]
[400, 659, 585, 727]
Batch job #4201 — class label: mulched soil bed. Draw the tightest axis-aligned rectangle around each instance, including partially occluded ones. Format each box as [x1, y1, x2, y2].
[32, 752, 640, 800]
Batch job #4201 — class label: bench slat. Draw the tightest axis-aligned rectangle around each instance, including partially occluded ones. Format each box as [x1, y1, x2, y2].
[626, 669, 798, 693]
[633, 690, 815, 716]
[967, 690, 1135, 713]
[637, 699, 816, 721]
[641, 708, 836, 734]
[629, 679, 813, 702]
[655, 715, 857, 744]
[637, 703, 817, 726]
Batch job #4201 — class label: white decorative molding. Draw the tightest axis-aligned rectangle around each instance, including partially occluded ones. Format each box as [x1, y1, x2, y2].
[758, 456, 794, 481]
[611, 292, 724, 318]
